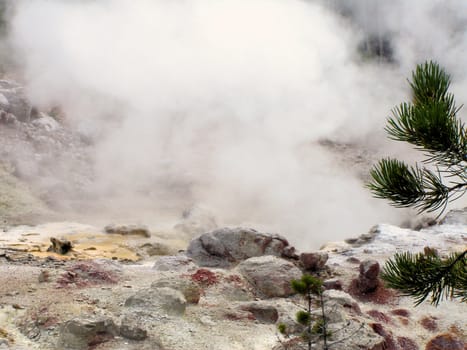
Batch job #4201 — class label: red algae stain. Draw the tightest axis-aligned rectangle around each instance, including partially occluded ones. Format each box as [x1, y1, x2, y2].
[191, 269, 219, 286]
[347, 279, 397, 304]
[425, 333, 465, 350]
[57, 261, 118, 288]
[397, 336, 419, 350]
[391, 308, 411, 318]
[448, 325, 465, 339]
[224, 274, 243, 285]
[370, 323, 397, 350]
[420, 316, 439, 332]
[398, 317, 409, 326]
[224, 311, 256, 322]
[367, 310, 393, 324]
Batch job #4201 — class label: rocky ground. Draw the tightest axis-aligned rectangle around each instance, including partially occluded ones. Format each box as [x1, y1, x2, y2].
[0, 213, 465, 350]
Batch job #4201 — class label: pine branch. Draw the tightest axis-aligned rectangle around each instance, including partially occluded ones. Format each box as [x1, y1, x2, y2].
[368, 60, 467, 306]
[368, 158, 424, 206]
[385, 61, 467, 167]
[386, 102, 466, 166]
[366, 158, 459, 212]
[409, 60, 451, 106]
[381, 250, 467, 306]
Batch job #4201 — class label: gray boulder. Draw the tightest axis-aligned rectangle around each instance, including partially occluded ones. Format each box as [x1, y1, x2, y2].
[57, 316, 119, 350]
[151, 278, 201, 304]
[186, 227, 293, 268]
[120, 314, 148, 341]
[125, 287, 186, 316]
[237, 302, 279, 324]
[237, 255, 302, 298]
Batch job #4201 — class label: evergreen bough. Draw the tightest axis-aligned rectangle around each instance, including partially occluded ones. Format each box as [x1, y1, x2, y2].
[368, 61, 467, 306]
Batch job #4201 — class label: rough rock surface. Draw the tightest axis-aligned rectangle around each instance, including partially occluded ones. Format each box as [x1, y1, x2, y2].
[299, 251, 328, 271]
[120, 314, 148, 341]
[57, 316, 118, 350]
[236, 302, 279, 324]
[151, 277, 201, 304]
[237, 255, 302, 297]
[357, 259, 380, 293]
[125, 287, 187, 316]
[323, 278, 343, 290]
[186, 227, 292, 267]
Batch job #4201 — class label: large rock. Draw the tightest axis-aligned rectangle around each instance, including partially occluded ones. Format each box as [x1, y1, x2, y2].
[151, 278, 201, 304]
[57, 316, 119, 350]
[323, 290, 362, 318]
[124, 287, 186, 316]
[186, 227, 293, 268]
[0, 80, 32, 123]
[237, 255, 302, 298]
[120, 314, 148, 341]
[237, 302, 279, 324]
[299, 251, 328, 271]
[357, 260, 380, 293]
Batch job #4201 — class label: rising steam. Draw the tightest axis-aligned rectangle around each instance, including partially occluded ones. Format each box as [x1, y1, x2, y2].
[7, 0, 467, 248]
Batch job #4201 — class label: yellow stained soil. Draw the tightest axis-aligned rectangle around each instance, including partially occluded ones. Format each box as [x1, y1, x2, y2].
[3, 231, 143, 261]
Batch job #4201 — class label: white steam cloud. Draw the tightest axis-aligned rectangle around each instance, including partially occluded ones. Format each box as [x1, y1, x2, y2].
[8, 0, 467, 248]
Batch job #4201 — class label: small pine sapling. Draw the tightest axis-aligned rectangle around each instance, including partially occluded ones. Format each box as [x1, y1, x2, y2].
[278, 274, 331, 350]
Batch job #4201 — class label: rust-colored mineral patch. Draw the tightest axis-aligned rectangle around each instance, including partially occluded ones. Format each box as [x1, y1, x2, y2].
[425, 333, 465, 350]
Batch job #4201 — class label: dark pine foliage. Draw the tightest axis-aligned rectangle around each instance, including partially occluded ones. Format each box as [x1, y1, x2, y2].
[368, 61, 467, 306]
[368, 61, 466, 215]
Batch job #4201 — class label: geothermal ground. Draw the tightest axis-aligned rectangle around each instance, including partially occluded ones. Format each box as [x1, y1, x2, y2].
[0, 214, 465, 350]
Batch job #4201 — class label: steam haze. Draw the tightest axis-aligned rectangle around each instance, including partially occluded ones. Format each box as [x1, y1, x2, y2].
[7, 0, 467, 248]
